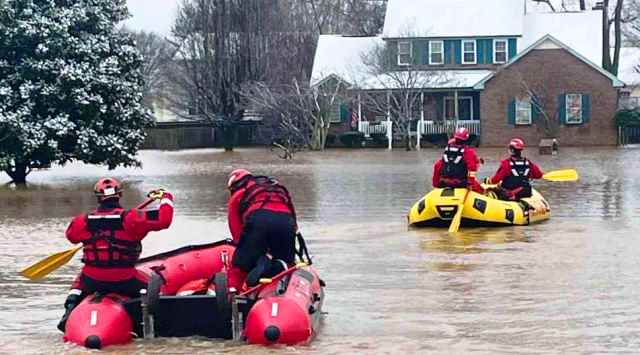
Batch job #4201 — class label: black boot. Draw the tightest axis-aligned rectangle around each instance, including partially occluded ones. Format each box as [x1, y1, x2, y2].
[246, 257, 288, 287]
[57, 294, 81, 332]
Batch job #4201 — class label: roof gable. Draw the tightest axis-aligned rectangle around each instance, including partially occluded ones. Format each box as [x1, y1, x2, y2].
[383, 0, 524, 38]
[474, 35, 625, 89]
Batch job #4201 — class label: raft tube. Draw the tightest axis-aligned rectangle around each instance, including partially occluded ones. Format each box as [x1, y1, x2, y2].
[242, 265, 324, 345]
[408, 187, 550, 227]
[63, 240, 235, 349]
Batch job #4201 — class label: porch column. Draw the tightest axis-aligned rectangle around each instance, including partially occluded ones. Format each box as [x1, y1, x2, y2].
[387, 90, 392, 150]
[418, 91, 424, 150]
[357, 93, 362, 132]
[454, 90, 459, 128]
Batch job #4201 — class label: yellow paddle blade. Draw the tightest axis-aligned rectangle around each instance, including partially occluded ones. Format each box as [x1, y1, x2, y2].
[448, 190, 470, 233]
[20, 246, 82, 280]
[542, 169, 579, 182]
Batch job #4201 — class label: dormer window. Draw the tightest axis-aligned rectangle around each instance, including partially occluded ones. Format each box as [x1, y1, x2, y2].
[397, 41, 412, 66]
[494, 39, 508, 63]
[462, 40, 476, 64]
[429, 41, 443, 65]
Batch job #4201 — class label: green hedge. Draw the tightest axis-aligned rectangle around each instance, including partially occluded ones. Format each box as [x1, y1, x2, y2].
[615, 109, 640, 127]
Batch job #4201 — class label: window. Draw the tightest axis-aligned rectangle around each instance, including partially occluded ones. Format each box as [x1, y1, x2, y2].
[494, 39, 508, 64]
[566, 94, 583, 124]
[515, 99, 532, 125]
[444, 97, 473, 120]
[429, 41, 444, 65]
[397, 41, 412, 66]
[462, 40, 476, 64]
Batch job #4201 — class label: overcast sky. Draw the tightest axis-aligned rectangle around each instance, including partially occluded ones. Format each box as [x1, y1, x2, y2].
[125, 0, 179, 36]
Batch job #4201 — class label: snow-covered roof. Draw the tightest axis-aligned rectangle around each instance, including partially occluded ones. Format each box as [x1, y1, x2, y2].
[618, 47, 640, 87]
[382, 0, 524, 38]
[522, 11, 602, 65]
[310, 35, 384, 87]
[357, 70, 493, 90]
[474, 35, 624, 89]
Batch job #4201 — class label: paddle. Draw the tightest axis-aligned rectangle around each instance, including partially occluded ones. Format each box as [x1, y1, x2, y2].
[20, 196, 160, 281]
[542, 169, 578, 182]
[448, 189, 469, 233]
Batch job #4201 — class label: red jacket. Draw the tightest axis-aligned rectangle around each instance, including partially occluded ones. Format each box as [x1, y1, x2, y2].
[228, 179, 294, 243]
[432, 145, 483, 193]
[489, 158, 544, 185]
[66, 192, 174, 281]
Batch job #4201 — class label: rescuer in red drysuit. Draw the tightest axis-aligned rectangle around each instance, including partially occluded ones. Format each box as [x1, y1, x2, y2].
[487, 138, 544, 200]
[432, 127, 484, 193]
[225, 169, 298, 291]
[57, 178, 174, 332]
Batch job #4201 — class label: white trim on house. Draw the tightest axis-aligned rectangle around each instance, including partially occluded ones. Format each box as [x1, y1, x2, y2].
[429, 40, 444, 65]
[474, 34, 625, 89]
[443, 96, 474, 120]
[397, 41, 412, 66]
[462, 40, 477, 64]
[493, 39, 508, 64]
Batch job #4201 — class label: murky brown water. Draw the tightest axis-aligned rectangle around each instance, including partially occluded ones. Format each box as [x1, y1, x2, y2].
[2, 147, 640, 354]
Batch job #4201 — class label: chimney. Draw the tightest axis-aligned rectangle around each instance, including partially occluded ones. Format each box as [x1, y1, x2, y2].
[593, 1, 604, 10]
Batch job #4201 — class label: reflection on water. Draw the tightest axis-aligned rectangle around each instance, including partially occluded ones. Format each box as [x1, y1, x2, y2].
[2, 147, 640, 353]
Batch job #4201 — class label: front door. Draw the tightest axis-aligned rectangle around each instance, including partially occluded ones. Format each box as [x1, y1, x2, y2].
[444, 97, 473, 121]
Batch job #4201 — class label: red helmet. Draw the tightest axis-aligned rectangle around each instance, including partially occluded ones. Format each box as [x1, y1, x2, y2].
[509, 138, 525, 150]
[453, 127, 470, 141]
[227, 169, 252, 190]
[94, 177, 122, 201]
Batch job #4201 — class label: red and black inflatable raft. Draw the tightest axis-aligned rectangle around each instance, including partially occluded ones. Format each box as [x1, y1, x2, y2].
[62, 240, 324, 349]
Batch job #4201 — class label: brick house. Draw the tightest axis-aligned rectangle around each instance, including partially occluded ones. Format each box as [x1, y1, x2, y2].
[311, 0, 626, 147]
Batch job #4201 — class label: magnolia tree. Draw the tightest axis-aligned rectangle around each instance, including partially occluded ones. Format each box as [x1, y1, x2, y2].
[0, 0, 149, 184]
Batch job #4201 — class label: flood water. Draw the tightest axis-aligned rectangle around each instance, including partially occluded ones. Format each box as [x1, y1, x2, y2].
[1, 147, 640, 354]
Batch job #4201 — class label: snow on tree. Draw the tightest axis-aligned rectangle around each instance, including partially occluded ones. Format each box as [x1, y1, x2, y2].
[0, 0, 149, 184]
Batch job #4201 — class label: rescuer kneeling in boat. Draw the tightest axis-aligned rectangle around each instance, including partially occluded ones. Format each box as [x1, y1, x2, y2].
[486, 138, 544, 200]
[57, 178, 174, 332]
[226, 169, 298, 291]
[432, 127, 484, 193]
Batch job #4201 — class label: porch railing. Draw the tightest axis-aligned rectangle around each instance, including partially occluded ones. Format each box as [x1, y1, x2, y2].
[359, 121, 392, 137]
[417, 120, 481, 136]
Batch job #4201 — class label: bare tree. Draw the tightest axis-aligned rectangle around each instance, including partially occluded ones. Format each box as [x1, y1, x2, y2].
[342, 0, 387, 36]
[131, 30, 176, 112]
[242, 76, 347, 157]
[518, 75, 560, 139]
[356, 41, 449, 150]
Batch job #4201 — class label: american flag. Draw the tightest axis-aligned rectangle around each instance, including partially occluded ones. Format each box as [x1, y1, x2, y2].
[350, 109, 359, 129]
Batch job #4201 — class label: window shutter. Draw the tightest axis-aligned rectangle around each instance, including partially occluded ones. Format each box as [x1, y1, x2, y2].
[531, 101, 541, 124]
[582, 94, 591, 123]
[340, 104, 349, 122]
[454, 40, 462, 64]
[558, 94, 567, 124]
[424, 41, 430, 65]
[507, 99, 516, 125]
[388, 41, 398, 69]
[477, 40, 485, 64]
[508, 38, 517, 60]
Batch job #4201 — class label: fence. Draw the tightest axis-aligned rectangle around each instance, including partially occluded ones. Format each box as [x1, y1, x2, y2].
[618, 126, 640, 145]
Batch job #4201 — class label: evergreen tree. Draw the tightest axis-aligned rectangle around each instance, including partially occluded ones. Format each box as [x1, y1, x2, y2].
[0, 0, 149, 184]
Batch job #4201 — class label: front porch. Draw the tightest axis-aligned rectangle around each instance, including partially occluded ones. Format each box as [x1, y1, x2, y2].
[353, 90, 482, 149]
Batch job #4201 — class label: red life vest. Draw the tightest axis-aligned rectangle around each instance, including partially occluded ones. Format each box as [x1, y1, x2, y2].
[238, 176, 295, 221]
[81, 209, 142, 268]
[440, 144, 468, 187]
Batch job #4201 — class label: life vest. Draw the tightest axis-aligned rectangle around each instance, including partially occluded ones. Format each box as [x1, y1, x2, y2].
[238, 176, 295, 221]
[440, 144, 468, 186]
[81, 209, 142, 268]
[501, 158, 532, 191]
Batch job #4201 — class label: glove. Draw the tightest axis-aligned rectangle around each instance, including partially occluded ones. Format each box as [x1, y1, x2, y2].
[147, 188, 167, 200]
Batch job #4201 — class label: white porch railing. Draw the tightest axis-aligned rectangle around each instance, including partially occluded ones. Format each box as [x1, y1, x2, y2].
[416, 120, 481, 136]
[359, 121, 392, 138]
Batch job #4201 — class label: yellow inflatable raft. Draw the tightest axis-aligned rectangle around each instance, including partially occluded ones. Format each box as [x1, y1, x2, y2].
[408, 187, 550, 227]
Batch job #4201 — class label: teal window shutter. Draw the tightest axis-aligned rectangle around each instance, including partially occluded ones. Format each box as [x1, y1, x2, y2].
[531, 100, 541, 123]
[424, 40, 430, 65]
[454, 40, 462, 64]
[558, 94, 567, 124]
[508, 38, 517, 59]
[486, 39, 494, 64]
[508, 99, 516, 125]
[444, 40, 452, 65]
[582, 94, 591, 123]
[340, 104, 349, 122]
[477, 39, 485, 64]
